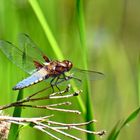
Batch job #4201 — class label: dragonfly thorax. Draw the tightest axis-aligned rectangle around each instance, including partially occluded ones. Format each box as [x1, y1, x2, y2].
[44, 60, 72, 76]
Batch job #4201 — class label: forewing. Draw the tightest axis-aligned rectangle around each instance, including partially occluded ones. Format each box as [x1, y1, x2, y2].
[18, 33, 47, 63]
[0, 40, 36, 74]
[72, 68, 104, 81]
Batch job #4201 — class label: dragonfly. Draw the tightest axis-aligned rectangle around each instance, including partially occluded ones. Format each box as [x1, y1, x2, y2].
[0, 34, 104, 90]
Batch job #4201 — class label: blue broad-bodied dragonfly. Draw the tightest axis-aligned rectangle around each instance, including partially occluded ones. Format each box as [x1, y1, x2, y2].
[0, 34, 104, 90]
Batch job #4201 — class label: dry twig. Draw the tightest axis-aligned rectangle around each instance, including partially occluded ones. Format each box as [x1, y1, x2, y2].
[0, 115, 106, 140]
[0, 74, 106, 139]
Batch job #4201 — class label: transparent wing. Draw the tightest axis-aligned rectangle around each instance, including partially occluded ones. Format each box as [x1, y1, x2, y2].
[0, 40, 37, 74]
[71, 68, 104, 81]
[18, 33, 48, 63]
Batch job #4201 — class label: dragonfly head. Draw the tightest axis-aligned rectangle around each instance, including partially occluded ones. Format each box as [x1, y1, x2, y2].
[62, 60, 73, 71]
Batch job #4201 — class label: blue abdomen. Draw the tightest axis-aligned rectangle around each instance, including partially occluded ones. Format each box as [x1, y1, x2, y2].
[12, 71, 48, 90]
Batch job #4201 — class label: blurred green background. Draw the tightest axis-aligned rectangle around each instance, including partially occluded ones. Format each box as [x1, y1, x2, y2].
[0, 0, 140, 140]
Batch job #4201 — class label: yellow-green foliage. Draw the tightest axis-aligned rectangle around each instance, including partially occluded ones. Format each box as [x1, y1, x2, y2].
[0, 0, 139, 140]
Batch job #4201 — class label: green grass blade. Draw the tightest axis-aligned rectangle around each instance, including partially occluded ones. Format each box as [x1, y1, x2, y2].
[107, 120, 122, 140]
[28, 0, 86, 114]
[76, 0, 95, 139]
[107, 107, 140, 140]
[28, 0, 63, 60]
[8, 90, 23, 140]
[120, 107, 140, 127]
[138, 55, 140, 105]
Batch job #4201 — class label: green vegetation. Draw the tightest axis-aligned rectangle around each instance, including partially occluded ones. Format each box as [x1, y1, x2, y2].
[0, 0, 139, 140]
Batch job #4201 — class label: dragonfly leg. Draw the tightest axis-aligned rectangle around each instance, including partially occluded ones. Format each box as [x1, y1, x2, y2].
[62, 73, 67, 80]
[50, 76, 61, 92]
[58, 73, 81, 83]
[54, 76, 61, 91]
[50, 77, 56, 93]
[62, 73, 81, 81]
[58, 73, 68, 80]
